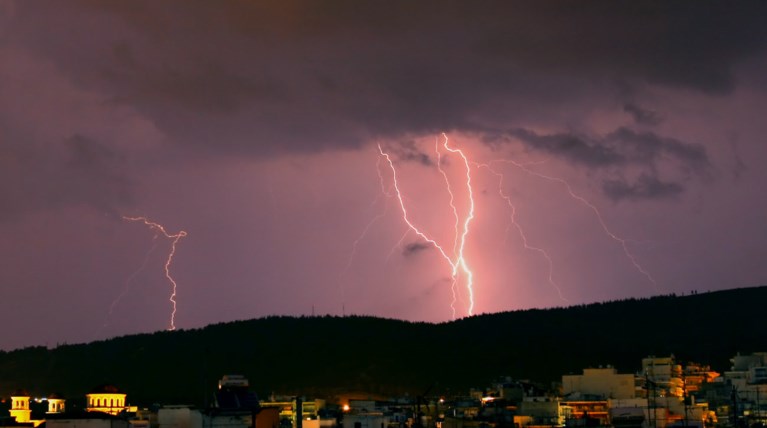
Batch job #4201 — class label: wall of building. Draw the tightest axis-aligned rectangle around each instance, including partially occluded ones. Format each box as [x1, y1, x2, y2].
[48, 399, 66, 414]
[47, 419, 130, 428]
[86, 394, 128, 416]
[563, 368, 636, 399]
[158, 406, 203, 428]
[518, 399, 562, 425]
[203, 414, 253, 428]
[10, 396, 31, 423]
[342, 413, 388, 428]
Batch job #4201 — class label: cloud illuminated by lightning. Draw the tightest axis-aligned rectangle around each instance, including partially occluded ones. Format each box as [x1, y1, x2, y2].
[488, 159, 658, 289]
[435, 137, 462, 315]
[123, 216, 188, 331]
[378, 133, 476, 318]
[368, 132, 657, 318]
[476, 162, 569, 303]
[343, 156, 395, 275]
[95, 237, 160, 338]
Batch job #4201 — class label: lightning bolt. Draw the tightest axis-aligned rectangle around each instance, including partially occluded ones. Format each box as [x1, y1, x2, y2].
[386, 229, 412, 264]
[489, 159, 658, 289]
[476, 163, 570, 304]
[378, 133, 477, 318]
[442, 134, 477, 316]
[367, 133, 656, 317]
[342, 156, 395, 275]
[95, 237, 159, 337]
[342, 206, 389, 275]
[435, 138, 462, 316]
[123, 216, 188, 331]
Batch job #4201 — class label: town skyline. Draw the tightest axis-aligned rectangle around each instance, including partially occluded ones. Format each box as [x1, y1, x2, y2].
[2, 350, 765, 428]
[1, 1, 767, 350]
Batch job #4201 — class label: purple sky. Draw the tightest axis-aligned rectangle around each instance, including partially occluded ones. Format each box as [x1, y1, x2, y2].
[2, 1, 767, 350]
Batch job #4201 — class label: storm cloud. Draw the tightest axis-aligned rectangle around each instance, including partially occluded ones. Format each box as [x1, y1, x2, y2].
[602, 174, 685, 202]
[507, 127, 709, 171]
[624, 103, 663, 126]
[4, 1, 767, 155]
[403, 241, 433, 257]
[2, 1, 767, 349]
[0, 133, 132, 220]
[499, 126, 712, 200]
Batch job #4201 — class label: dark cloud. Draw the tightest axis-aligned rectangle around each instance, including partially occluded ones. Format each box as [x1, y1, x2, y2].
[607, 127, 710, 173]
[403, 242, 432, 257]
[496, 126, 711, 202]
[5, 1, 766, 156]
[602, 174, 684, 202]
[386, 140, 433, 166]
[478, 2, 767, 94]
[66, 134, 122, 169]
[729, 137, 748, 180]
[623, 103, 663, 126]
[507, 127, 710, 173]
[63, 135, 133, 213]
[0, 134, 133, 221]
[508, 128, 626, 168]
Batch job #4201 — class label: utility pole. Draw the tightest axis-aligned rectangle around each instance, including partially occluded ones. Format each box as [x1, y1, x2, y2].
[682, 371, 689, 428]
[756, 383, 762, 426]
[731, 386, 739, 428]
[646, 373, 655, 428]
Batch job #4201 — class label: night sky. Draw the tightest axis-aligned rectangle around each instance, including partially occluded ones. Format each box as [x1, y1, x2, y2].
[2, 1, 767, 350]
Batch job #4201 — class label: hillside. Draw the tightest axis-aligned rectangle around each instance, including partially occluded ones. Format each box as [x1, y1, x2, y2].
[1, 286, 765, 407]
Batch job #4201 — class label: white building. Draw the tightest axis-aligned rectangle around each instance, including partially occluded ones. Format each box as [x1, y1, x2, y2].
[86, 385, 136, 416]
[9, 389, 32, 423]
[563, 366, 637, 399]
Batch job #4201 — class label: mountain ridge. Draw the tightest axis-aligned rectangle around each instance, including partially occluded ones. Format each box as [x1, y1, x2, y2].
[1, 286, 765, 407]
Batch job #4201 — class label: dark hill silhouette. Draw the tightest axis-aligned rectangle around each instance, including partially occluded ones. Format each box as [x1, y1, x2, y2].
[1, 286, 765, 406]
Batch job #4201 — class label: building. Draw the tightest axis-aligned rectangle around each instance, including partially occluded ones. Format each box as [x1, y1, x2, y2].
[517, 397, 565, 426]
[47, 394, 66, 415]
[560, 400, 609, 427]
[643, 356, 683, 398]
[719, 352, 767, 426]
[9, 390, 31, 424]
[260, 395, 327, 428]
[157, 406, 203, 428]
[46, 411, 130, 428]
[4, 391, 44, 427]
[199, 375, 266, 428]
[86, 385, 135, 416]
[342, 400, 392, 428]
[682, 364, 719, 395]
[563, 367, 637, 400]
